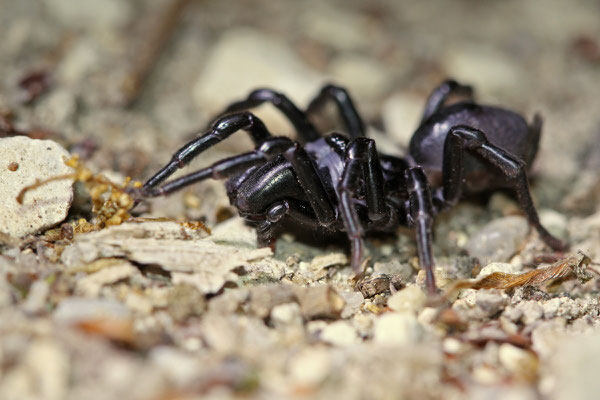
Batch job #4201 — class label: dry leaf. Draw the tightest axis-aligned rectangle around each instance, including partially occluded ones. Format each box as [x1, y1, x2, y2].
[445, 252, 592, 294]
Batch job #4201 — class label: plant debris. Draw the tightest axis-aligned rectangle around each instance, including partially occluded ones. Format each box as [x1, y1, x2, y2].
[446, 252, 592, 293]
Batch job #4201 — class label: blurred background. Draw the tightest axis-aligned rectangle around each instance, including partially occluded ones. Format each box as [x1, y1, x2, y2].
[2, 1, 600, 399]
[1, 0, 599, 213]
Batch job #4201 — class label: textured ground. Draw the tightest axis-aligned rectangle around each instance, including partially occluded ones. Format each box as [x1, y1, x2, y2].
[1, 1, 600, 399]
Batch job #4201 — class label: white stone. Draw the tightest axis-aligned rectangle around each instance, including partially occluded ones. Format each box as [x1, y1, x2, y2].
[150, 346, 202, 387]
[53, 297, 131, 324]
[382, 91, 425, 147]
[387, 285, 427, 313]
[76, 262, 138, 297]
[270, 302, 303, 327]
[193, 28, 323, 135]
[289, 347, 331, 386]
[0, 137, 74, 238]
[320, 320, 360, 346]
[373, 312, 423, 345]
[328, 55, 391, 100]
[466, 216, 529, 266]
[373, 259, 413, 282]
[539, 209, 569, 242]
[498, 343, 538, 378]
[477, 262, 523, 279]
[23, 339, 69, 400]
[22, 280, 50, 314]
[442, 45, 524, 98]
[549, 332, 600, 400]
[300, 4, 373, 51]
[45, 0, 132, 29]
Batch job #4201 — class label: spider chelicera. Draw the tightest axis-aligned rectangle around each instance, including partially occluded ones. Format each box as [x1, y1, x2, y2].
[132, 79, 565, 293]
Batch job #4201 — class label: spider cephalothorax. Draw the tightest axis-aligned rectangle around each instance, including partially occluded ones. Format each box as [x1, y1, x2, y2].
[133, 80, 565, 293]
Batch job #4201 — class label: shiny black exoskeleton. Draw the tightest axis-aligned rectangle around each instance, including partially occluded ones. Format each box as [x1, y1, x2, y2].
[135, 80, 564, 293]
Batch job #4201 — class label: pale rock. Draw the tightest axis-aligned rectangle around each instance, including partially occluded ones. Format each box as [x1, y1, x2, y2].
[548, 332, 600, 400]
[416, 267, 456, 290]
[340, 290, 364, 318]
[310, 253, 348, 271]
[498, 343, 538, 380]
[300, 4, 373, 51]
[475, 291, 508, 316]
[0, 137, 73, 238]
[35, 89, 76, 129]
[125, 292, 153, 315]
[0, 275, 13, 308]
[76, 262, 138, 297]
[58, 40, 100, 85]
[22, 280, 50, 314]
[150, 346, 202, 387]
[329, 55, 391, 100]
[442, 338, 465, 354]
[54, 297, 131, 324]
[293, 285, 345, 320]
[531, 319, 567, 359]
[382, 91, 425, 147]
[466, 216, 529, 266]
[539, 209, 569, 242]
[387, 285, 427, 313]
[477, 262, 523, 279]
[270, 303, 303, 327]
[469, 386, 538, 400]
[289, 347, 332, 386]
[320, 320, 360, 346]
[23, 339, 69, 400]
[193, 29, 323, 135]
[519, 300, 544, 325]
[373, 259, 414, 282]
[472, 365, 502, 385]
[442, 45, 524, 98]
[45, 0, 132, 29]
[373, 312, 423, 345]
[209, 217, 258, 248]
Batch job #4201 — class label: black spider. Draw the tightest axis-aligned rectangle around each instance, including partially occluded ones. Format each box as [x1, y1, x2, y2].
[133, 79, 565, 293]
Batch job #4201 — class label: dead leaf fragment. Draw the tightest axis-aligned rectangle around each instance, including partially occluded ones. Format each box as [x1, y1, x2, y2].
[445, 253, 592, 295]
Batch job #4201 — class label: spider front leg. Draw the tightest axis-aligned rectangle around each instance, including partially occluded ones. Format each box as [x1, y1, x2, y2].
[439, 125, 565, 251]
[138, 137, 294, 198]
[338, 137, 395, 274]
[143, 112, 272, 189]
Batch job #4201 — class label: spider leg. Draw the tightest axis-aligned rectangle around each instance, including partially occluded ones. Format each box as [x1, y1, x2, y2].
[405, 166, 437, 294]
[217, 89, 320, 142]
[420, 80, 474, 124]
[283, 143, 337, 226]
[438, 125, 565, 250]
[255, 199, 323, 247]
[138, 137, 294, 198]
[306, 84, 366, 138]
[143, 112, 272, 189]
[337, 138, 395, 274]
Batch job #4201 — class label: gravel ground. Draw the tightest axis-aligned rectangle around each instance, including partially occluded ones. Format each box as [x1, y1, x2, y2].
[1, 1, 600, 399]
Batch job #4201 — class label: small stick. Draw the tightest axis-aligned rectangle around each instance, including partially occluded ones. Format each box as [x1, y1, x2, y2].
[121, 0, 192, 107]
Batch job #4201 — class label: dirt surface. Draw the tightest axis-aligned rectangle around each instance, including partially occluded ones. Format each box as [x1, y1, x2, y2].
[2, 1, 600, 399]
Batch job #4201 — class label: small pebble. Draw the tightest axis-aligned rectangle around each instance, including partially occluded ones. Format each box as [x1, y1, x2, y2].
[373, 312, 423, 345]
[477, 262, 523, 279]
[320, 321, 360, 346]
[387, 285, 426, 313]
[466, 216, 529, 266]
